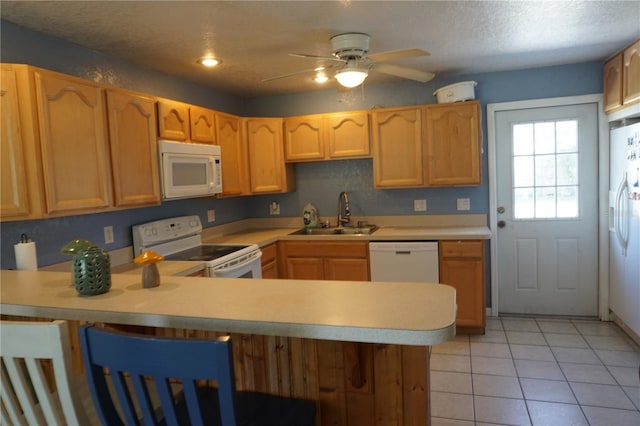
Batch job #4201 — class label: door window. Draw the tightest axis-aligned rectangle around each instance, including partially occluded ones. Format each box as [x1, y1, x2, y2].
[512, 120, 579, 219]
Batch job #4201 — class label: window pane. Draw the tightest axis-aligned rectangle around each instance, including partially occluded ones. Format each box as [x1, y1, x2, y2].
[557, 186, 579, 218]
[514, 188, 535, 219]
[513, 156, 534, 187]
[557, 153, 579, 185]
[556, 120, 578, 153]
[513, 123, 533, 155]
[534, 122, 555, 154]
[535, 154, 556, 186]
[535, 187, 556, 218]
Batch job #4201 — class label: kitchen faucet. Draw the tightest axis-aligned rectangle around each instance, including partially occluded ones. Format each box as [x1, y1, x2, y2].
[337, 191, 351, 227]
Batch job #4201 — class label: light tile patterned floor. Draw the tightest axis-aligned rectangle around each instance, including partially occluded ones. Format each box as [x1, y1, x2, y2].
[431, 317, 640, 426]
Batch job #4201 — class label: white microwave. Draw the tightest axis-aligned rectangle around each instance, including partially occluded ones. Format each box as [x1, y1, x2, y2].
[158, 140, 222, 200]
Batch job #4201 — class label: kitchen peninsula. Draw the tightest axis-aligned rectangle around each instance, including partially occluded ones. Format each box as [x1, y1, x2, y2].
[1, 269, 456, 425]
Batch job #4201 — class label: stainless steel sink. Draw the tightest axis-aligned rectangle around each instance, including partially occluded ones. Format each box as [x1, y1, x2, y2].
[289, 226, 378, 236]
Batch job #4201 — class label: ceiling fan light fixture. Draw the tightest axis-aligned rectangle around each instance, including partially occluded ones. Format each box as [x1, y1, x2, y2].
[335, 65, 368, 88]
[313, 73, 329, 83]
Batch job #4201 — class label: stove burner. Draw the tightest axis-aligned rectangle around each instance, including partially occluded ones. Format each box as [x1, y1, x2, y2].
[164, 245, 249, 262]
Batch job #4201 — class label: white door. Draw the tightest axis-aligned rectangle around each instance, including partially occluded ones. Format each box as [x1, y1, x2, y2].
[496, 103, 599, 316]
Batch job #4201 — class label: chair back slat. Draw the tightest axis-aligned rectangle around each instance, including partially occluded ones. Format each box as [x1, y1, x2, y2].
[79, 324, 237, 425]
[111, 371, 142, 425]
[131, 374, 159, 425]
[0, 320, 90, 426]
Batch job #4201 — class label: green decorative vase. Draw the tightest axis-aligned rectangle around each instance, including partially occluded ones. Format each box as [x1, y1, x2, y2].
[73, 247, 111, 296]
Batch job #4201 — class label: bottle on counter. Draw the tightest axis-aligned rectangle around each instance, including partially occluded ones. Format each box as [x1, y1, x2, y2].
[302, 202, 319, 228]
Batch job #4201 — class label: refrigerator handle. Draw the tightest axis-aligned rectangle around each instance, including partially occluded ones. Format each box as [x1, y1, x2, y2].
[614, 172, 629, 256]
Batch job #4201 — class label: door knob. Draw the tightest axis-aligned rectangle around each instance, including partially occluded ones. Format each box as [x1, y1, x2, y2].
[497, 206, 505, 214]
[498, 220, 506, 228]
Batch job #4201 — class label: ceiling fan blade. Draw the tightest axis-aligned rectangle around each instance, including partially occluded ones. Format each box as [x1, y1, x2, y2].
[289, 53, 344, 62]
[367, 48, 429, 63]
[372, 63, 435, 83]
[262, 65, 336, 82]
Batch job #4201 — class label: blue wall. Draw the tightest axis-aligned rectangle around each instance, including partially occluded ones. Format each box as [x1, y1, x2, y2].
[0, 20, 603, 268]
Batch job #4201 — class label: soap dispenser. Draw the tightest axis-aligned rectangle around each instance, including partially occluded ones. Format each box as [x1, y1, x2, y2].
[302, 203, 319, 228]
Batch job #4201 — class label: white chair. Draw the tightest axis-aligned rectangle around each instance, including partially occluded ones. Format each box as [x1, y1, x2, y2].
[0, 319, 92, 425]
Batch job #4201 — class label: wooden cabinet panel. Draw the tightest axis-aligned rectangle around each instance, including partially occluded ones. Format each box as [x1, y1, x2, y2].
[106, 89, 161, 207]
[326, 111, 370, 159]
[215, 112, 249, 196]
[260, 243, 278, 279]
[284, 111, 370, 162]
[284, 115, 324, 161]
[286, 257, 325, 280]
[325, 258, 370, 281]
[244, 117, 295, 194]
[372, 107, 424, 188]
[1, 65, 31, 219]
[157, 99, 190, 141]
[280, 241, 369, 281]
[439, 240, 485, 332]
[190, 105, 216, 144]
[604, 53, 623, 112]
[35, 70, 112, 214]
[623, 39, 640, 105]
[424, 101, 481, 186]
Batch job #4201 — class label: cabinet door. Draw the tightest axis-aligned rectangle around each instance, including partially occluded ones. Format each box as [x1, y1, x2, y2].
[284, 115, 324, 161]
[216, 112, 249, 196]
[245, 117, 294, 193]
[324, 258, 369, 281]
[35, 70, 112, 214]
[190, 106, 216, 144]
[285, 257, 325, 280]
[603, 53, 623, 112]
[261, 243, 278, 278]
[424, 101, 481, 186]
[157, 99, 190, 141]
[439, 240, 485, 330]
[372, 107, 423, 188]
[326, 111, 370, 159]
[623, 40, 640, 105]
[106, 89, 161, 207]
[0, 66, 30, 218]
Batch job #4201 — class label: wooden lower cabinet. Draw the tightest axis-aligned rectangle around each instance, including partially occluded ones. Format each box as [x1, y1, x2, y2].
[260, 243, 278, 278]
[439, 240, 486, 333]
[279, 240, 370, 281]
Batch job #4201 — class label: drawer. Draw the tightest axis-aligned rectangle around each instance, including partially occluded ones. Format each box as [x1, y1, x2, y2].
[439, 240, 484, 258]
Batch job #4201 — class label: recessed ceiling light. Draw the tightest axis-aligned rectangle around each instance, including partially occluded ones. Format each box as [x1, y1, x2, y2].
[198, 57, 220, 67]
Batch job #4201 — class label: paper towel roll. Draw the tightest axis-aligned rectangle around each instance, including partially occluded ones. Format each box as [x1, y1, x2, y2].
[14, 241, 38, 270]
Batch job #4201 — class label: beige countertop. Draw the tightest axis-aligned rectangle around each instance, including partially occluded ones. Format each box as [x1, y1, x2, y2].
[0, 270, 456, 346]
[207, 225, 491, 247]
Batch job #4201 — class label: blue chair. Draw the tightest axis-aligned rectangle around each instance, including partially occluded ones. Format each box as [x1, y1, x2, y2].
[79, 324, 316, 426]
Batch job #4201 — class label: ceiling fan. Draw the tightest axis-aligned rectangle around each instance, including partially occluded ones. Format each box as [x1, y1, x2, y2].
[263, 33, 435, 88]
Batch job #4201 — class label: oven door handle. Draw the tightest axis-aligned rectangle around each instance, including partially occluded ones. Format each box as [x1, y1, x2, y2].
[211, 251, 262, 273]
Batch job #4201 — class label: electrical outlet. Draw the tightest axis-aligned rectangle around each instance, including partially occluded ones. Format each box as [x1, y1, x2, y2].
[414, 199, 427, 212]
[207, 209, 216, 222]
[103, 226, 114, 244]
[269, 202, 280, 215]
[457, 198, 471, 211]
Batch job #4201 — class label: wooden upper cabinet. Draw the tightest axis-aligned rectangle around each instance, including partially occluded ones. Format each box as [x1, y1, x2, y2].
[157, 99, 190, 141]
[190, 105, 216, 144]
[604, 53, 623, 112]
[215, 112, 249, 196]
[284, 111, 370, 162]
[106, 89, 161, 207]
[284, 115, 324, 161]
[424, 101, 482, 186]
[244, 117, 295, 194]
[372, 106, 424, 188]
[1, 65, 31, 219]
[623, 39, 640, 105]
[34, 69, 112, 214]
[326, 111, 370, 159]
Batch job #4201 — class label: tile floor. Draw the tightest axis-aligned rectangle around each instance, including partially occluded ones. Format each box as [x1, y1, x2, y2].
[431, 317, 640, 426]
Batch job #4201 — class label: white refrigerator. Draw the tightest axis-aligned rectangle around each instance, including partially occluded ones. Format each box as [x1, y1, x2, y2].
[609, 119, 640, 338]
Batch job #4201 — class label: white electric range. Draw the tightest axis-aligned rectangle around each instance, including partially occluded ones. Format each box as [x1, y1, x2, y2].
[132, 216, 262, 278]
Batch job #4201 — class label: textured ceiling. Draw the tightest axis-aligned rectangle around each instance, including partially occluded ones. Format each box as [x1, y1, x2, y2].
[2, 1, 639, 98]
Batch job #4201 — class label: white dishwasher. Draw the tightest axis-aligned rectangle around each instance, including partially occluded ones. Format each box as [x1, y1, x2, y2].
[369, 242, 439, 283]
